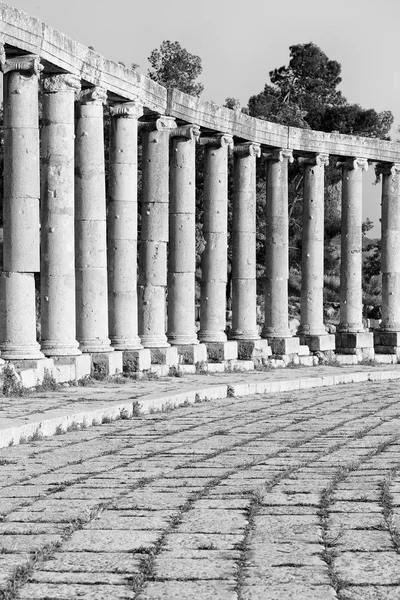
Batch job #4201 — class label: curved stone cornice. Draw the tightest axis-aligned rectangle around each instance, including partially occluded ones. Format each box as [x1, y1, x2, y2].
[1, 1, 400, 163]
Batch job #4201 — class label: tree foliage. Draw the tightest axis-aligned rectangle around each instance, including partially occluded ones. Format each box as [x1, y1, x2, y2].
[147, 40, 204, 97]
[248, 42, 393, 139]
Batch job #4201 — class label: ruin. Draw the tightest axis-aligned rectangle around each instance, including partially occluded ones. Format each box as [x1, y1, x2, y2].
[1, 2, 400, 384]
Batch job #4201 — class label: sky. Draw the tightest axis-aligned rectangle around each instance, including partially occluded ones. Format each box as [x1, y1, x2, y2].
[4, 0, 400, 237]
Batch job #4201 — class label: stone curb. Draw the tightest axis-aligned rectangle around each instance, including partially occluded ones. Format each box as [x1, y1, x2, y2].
[1, 369, 400, 449]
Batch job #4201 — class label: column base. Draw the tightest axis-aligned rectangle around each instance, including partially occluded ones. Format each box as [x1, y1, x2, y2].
[110, 337, 143, 351]
[206, 341, 238, 362]
[198, 331, 227, 343]
[0, 343, 44, 361]
[91, 352, 123, 377]
[336, 332, 374, 353]
[167, 334, 199, 346]
[237, 339, 272, 361]
[150, 347, 178, 366]
[374, 331, 400, 354]
[140, 336, 170, 349]
[267, 337, 300, 356]
[53, 354, 91, 382]
[40, 340, 81, 357]
[176, 344, 207, 365]
[79, 338, 113, 353]
[300, 334, 336, 352]
[229, 330, 260, 341]
[123, 349, 152, 374]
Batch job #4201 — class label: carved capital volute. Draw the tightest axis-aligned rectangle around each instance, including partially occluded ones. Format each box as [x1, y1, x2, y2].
[42, 74, 81, 93]
[297, 153, 329, 168]
[200, 133, 234, 149]
[338, 157, 369, 172]
[0, 44, 5, 70]
[1, 54, 41, 76]
[170, 124, 200, 141]
[263, 148, 294, 163]
[234, 142, 261, 158]
[109, 100, 143, 119]
[139, 116, 177, 132]
[76, 86, 108, 105]
[375, 162, 400, 178]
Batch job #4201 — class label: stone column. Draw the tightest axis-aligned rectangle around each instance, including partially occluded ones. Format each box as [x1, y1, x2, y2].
[198, 134, 237, 361]
[298, 154, 335, 352]
[262, 149, 299, 355]
[108, 101, 143, 350]
[167, 124, 200, 346]
[139, 116, 176, 349]
[336, 157, 373, 356]
[230, 142, 260, 341]
[40, 74, 81, 356]
[75, 87, 112, 353]
[0, 54, 43, 359]
[374, 163, 400, 354]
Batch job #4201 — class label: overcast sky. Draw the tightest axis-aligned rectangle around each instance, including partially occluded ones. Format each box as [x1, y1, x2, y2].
[5, 0, 400, 237]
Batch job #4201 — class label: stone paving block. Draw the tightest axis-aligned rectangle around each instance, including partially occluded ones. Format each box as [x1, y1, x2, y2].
[244, 565, 329, 585]
[340, 586, 400, 599]
[85, 510, 172, 530]
[153, 556, 236, 580]
[0, 533, 61, 552]
[335, 530, 393, 552]
[17, 583, 132, 599]
[335, 552, 400, 585]
[142, 580, 237, 599]
[241, 583, 337, 600]
[29, 571, 130, 585]
[177, 509, 247, 534]
[0, 553, 30, 586]
[62, 529, 161, 552]
[163, 533, 243, 551]
[39, 551, 140, 573]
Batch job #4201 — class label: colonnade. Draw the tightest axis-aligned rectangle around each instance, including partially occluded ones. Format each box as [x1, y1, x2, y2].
[1, 52, 400, 363]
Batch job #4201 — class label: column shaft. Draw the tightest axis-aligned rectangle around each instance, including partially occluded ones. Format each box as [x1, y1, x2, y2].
[167, 125, 199, 345]
[139, 117, 176, 348]
[379, 164, 400, 330]
[0, 54, 43, 358]
[198, 135, 233, 343]
[338, 158, 367, 332]
[108, 102, 143, 349]
[230, 143, 260, 340]
[262, 150, 293, 339]
[75, 87, 112, 352]
[299, 155, 328, 336]
[40, 74, 81, 356]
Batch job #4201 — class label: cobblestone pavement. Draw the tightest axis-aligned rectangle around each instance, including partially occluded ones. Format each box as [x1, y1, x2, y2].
[1, 380, 400, 598]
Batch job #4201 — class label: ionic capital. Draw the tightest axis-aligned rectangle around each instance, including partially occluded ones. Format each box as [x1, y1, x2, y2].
[1, 54, 41, 76]
[76, 86, 108, 105]
[262, 148, 294, 163]
[139, 115, 177, 132]
[42, 74, 81, 93]
[337, 157, 369, 172]
[375, 162, 400, 178]
[109, 100, 143, 119]
[234, 142, 261, 158]
[170, 124, 200, 141]
[0, 44, 5, 70]
[297, 153, 329, 168]
[199, 133, 234, 149]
